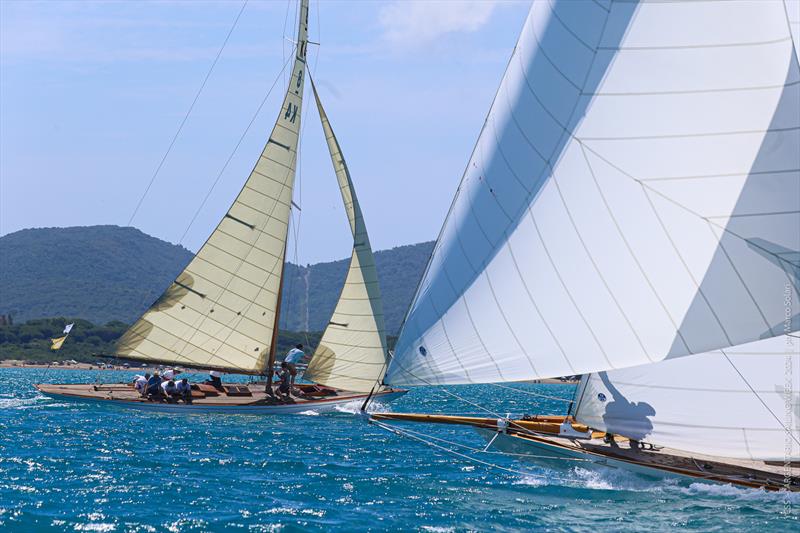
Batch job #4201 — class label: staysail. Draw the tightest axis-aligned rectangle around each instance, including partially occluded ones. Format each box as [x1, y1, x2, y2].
[303, 79, 390, 392]
[386, 0, 800, 386]
[574, 333, 800, 460]
[116, 0, 310, 374]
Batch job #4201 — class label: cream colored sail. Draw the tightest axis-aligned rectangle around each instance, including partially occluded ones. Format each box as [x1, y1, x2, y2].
[116, 0, 310, 374]
[304, 79, 390, 392]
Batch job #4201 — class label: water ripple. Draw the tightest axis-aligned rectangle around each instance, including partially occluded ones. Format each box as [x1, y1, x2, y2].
[0, 368, 796, 531]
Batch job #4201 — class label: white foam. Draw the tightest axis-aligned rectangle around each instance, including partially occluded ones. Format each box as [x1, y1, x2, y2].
[513, 475, 549, 487]
[0, 394, 47, 409]
[678, 481, 800, 503]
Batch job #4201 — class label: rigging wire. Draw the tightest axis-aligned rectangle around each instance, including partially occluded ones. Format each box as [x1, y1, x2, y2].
[126, 0, 249, 227]
[370, 419, 580, 484]
[377, 357, 586, 444]
[373, 418, 592, 462]
[489, 382, 574, 403]
[721, 349, 800, 448]
[175, 53, 294, 246]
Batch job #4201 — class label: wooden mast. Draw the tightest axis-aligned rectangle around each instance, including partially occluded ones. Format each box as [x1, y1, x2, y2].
[265, 243, 287, 393]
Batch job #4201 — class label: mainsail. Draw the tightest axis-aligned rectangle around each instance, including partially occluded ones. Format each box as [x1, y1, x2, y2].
[574, 334, 800, 460]
[116, 0, 310, 373]
[303, 79, 390, 392]
[386, 0, 800, 386]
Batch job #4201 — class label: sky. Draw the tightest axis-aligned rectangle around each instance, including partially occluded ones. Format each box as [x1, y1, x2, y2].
[0, 0, 530, 264]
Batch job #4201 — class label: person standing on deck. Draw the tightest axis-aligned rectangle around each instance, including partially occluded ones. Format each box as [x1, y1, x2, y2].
[283, 344, 306, 387]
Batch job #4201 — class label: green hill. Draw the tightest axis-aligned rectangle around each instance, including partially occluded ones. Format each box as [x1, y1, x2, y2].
[0, 225, 432, 334]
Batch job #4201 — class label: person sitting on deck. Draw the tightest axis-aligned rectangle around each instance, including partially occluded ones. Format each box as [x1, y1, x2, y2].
[145, 372, 163, 400]
[176, 378, 192, 404]
[284, 344, 305, 387]
[161, 379, 179, 402]
[134, 373, 150, 396]
[276, 362, 292, 401]
[206, 370, 223, 390]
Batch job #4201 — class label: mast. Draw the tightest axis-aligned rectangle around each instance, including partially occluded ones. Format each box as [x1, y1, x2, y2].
[265, 243, 287, 391]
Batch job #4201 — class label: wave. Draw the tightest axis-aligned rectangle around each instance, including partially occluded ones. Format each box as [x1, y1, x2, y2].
[0, 393, 48, 410]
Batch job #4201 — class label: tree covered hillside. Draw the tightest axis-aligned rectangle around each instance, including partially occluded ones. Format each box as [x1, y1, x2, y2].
[0, 226, 193, 325]
[0, 226, 433, 334]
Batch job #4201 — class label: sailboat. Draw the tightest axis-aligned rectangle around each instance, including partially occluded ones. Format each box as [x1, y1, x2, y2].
[36, 0, 406, 414]
[371, 0, 799, 491]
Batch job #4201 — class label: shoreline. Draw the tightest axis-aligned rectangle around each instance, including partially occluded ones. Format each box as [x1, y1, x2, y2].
[0, 360, 154, 372]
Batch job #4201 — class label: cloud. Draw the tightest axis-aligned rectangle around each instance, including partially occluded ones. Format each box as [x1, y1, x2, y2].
[379, 1, 500, 48]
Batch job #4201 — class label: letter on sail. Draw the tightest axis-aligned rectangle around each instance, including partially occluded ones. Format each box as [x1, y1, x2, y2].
[386, 0, 800, 386]
[116, 1, 310, 373]
[303, 79, 390, 392]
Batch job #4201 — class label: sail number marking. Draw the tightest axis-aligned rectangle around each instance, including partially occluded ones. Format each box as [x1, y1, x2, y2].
[285, 102, 298, 123]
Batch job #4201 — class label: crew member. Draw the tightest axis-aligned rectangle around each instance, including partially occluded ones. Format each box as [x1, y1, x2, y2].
[176, 378, 192, 404]
[284, 344, 305, 386]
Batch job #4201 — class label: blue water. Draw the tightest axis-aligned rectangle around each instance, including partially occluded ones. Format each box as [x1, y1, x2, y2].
[1, 368, 796, 532]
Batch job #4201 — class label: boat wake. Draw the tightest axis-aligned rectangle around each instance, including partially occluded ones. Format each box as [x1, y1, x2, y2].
[0, 393, 51, 410]
[678, 481, 800, 502]
[334, 400, 390, 416]
[514, 465, 799, 501]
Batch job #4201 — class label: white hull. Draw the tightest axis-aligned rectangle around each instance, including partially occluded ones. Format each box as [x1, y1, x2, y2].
[42, 389, 407, 415]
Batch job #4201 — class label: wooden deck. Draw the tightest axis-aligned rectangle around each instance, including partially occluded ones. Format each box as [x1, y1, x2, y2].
[35, 382, 406, 413]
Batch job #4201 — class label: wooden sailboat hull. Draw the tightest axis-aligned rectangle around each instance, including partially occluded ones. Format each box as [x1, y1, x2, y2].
[35, 383, 407, 415]
[475, 429, 692, 483]
[372, 413, 798, 492]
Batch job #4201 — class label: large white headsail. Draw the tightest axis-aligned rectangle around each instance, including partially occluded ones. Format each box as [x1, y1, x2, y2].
[386, 0, 800, 386]
[116, 0, 310, 373]
[574, 333, 800, 461]
[304, 79, 390, 392]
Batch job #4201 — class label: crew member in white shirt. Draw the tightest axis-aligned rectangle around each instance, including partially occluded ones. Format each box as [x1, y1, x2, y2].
[134, 373, 149, 396]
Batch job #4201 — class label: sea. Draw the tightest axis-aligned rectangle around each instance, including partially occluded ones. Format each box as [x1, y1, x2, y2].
[1, 368, 796, 532]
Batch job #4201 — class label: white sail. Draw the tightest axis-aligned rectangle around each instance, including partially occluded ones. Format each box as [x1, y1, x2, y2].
[304, 80, 390, 392]
[386, 0, 800, 386]
[574, 334, 800, 461]
[116, 0, 310, 373]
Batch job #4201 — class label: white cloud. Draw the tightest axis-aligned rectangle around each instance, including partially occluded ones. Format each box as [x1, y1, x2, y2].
[379, 1, 500, 48]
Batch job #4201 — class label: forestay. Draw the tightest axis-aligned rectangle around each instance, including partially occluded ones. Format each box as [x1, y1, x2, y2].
[116, 0, 310, 374]
[386, 0, 800, 386]
[574, 334, 800, 461]
[304, 80, 390, 392]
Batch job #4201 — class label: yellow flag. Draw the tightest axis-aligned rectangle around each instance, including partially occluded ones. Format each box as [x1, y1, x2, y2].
[51, 336, 67, 351]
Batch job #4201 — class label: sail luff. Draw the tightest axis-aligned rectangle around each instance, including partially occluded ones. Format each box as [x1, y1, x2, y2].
[303, 78, 390, 392]
[115, 0, 310, 374]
